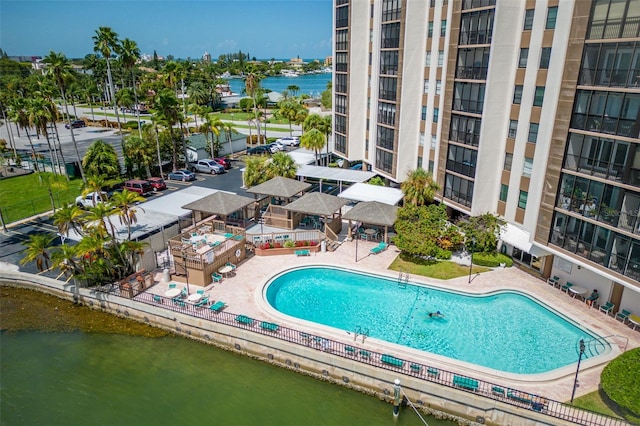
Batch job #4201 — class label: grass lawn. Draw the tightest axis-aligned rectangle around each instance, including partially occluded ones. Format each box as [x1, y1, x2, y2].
[573, 389, 637, 423]
[0, 174, 83, 223]
[388, 252, 490, 280]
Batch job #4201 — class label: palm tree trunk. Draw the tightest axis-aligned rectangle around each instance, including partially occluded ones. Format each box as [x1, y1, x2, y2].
[227, 131, 234, 156]
[1, 106, 18, 158]
[89, 95, 96, 121]
[51, 124, 69, 180]
[43, 132, 58, 175]
[25, 132, 39, 172]
[60, 90, 86, 182]
[106, 58, 126, 163]
[131, 68, 142, 138]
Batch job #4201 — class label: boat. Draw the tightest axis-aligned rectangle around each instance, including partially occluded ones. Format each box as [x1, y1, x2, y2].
[281, 70, 299, 77]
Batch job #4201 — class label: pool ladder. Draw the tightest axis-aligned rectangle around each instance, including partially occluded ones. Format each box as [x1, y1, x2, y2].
[398, 272, 409, 288]
[354, 326, 369, 343]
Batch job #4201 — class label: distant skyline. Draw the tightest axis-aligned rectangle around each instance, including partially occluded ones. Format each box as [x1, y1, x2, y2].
[0, 0, 333, 60]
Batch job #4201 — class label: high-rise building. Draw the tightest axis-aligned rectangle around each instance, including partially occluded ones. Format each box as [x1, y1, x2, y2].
[333, 0, 640, 309]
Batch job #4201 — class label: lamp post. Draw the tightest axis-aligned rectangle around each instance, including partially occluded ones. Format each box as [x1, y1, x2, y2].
[181, 248, 191, 295]
[154, 125, 163, 178]
[355, 230, 359, 263]
[570, 339, 586, 403]
[468, 237, 476, 284]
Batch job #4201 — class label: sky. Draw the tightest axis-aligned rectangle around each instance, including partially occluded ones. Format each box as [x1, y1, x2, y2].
[0, 0, 333, 60]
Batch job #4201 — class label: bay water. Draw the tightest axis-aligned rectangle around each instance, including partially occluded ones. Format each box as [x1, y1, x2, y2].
[228, 73, 331, 98]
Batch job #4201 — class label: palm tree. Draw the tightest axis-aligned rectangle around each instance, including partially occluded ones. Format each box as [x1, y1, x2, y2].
[243, 155, 269, 188]
[119, 38, 142, 137]
[83, 140, 121, 180]
[287, 85, 300, 96]
[93, 27, 125, 153]
[20, 233, 55, 271]
[53, 204, 86, 239]
[84, 202, 118, 238]
[111, 189, 145, 240]
[51, 244, 81, 280]
[42, 51, 86, 181]
[401, 168, 440, 207]
[153, 88, 180, 170]
[37, 171, 68, 212]
[27, 96, 59, 174]
[300, 128, 326, 165]
[115, 88, 134, 121]
[9, 97, 39, 172]
[244, 72, 262, 141]
[221, 121, 238, 155]
[187, 82, 209, 107]
[123, 135, 155, 178]
[266, 152, 297, 179]
[278, 100, 299, 137]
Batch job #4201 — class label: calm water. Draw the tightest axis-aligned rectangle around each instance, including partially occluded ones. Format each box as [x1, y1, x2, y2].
[265, 267, 607, 374]
[0, 331, 452, 426]
[228, 73, 331, 97]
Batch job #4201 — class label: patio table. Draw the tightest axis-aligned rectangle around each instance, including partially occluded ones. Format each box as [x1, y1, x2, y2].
[569, 286, 587, 299]
[165, 288, 181, 298]
[187, 293, 203, 303]
[219, 265, 233, 278]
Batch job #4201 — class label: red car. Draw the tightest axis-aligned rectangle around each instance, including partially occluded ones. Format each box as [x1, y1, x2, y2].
[146, 177, 167, 191]
[214, 157, 232, 169]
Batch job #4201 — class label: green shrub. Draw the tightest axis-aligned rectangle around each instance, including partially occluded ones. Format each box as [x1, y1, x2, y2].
[472, 252, 513, 267]
[283, 240, 296, 248]
[123, 121, 139, 129]
[601, 348, 640, 418]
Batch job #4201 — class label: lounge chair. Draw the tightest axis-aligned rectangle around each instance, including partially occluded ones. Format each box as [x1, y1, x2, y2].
[295, 249, 310, 256]
[197, 289, 205, 295]
[492, 386, 505, 396]
[153, 295, 163, 304]
[410, 363, 422, 373]
[599, 301, 615, 315]
[235, 315, 254, 325]
[209, 301, 226, 312]
[370, 242, 388, 255]
[260, 321, 279, 332]
[223, 233, 234, 239]
[427, 367, 439, 377]
[211, 272, 223, 283]
[561, 282, 574, 293]
[616, 309, 631, 323]
[453, 375, 479, 391]
[381, 354, 404, 367]
[168, 283, 177, 289]
[547, 275, 560, 287]
[195, 297, 209, 308]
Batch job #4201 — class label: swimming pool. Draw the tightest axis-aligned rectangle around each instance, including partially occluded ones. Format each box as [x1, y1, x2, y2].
[264, 266, 608, 374]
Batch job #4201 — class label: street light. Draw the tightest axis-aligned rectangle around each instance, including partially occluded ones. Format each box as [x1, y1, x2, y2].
[570, 339, 586, 403]
[468, 237, 476, 284]
[180, 248, 191, 295]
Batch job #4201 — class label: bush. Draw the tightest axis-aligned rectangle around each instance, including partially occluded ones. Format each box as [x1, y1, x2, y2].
[283, 240, 296, 248]
[123, 121, 139, 130]
[472, 252, 513, 267]
[601, 348, 640, 418]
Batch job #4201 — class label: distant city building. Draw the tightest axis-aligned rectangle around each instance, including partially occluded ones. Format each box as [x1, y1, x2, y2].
[324, 56, 332, 67]
[333, 0, 640, 310]
[203, 51, 211, 63]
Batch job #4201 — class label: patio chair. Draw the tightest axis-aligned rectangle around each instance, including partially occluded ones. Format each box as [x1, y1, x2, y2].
[599, 301, 615, 316]
[181, 287, 188, 297]
[547, 275, 560, 287]
[153, 295, 163, 304]
[195, 296, 209, 308]
[209, 301, 226, 312]
[615, 309, 631, 323]
[168, 283, 177, 289]
[225, 262, 237, 270]
[561, 282, 574, 293]
[370, 242, 388, 255]
[211, 272, 223, 283]
[295, 249, 310, 257]
[197, 289, 205, 295]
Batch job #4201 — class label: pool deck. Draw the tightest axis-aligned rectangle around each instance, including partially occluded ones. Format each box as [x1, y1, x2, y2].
[151, 239, 640, 403]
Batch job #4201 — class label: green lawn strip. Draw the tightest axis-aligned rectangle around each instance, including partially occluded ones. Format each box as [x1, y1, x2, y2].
[573, 389, 637, 423]
[0, 174, 83, 223]
[599, 347, 640, 422]
[388, 252, 489, 280]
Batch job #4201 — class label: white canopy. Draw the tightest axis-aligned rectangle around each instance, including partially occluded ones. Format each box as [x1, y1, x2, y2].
[296, 165, 376, 183]
[338, 182, 404, 206]
[500, 223, 549, 257]
[143, 186, 218, 218]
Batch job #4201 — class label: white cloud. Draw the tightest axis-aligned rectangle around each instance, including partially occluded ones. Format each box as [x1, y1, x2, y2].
[216, 39, 238, 51]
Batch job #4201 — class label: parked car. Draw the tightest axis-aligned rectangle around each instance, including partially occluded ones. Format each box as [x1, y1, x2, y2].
[213, 157, 232, 169]
[124, 179, 154, 196]
[65, 119, 86, 129]
[75, 191, 107, 209]
[146, 177, 167, 191]
[168, 169, 196, 181]
[271, 141, 286, 151]
[265, 143, 280, 154]
[188, 159, 225, 174]
[246, 145, 271, 155]
[276, 136, 300, 146]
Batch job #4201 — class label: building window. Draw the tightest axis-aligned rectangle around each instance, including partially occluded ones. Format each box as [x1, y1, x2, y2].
[335, 52, 348, 72]
[436, 80, 442, 95]
[335, 74, 347, 93]
[438, 50, 444, 67]
[381, 23, 401, 48]
[428, 160, 434, 172]
[518, 48, 529, 68]
[419, 132, 425, 146]
[450, 114, 481, 146]
[431, 134, 437, 149]
[528, 123, 539, 143]
[335, 114, 347, 134]
[375, 148, 394, 173]
[444, 173, 474, 207]
[540, 47, 551, 69]
[459, 8, 495, 45]
[418, 157, 423, 169]
[424, 79, 429, 94]
[380, 51, 399, 75]
[453, 82, 485, 114]
[518, 190, 528, 209]
[500, 184, 508, 202]
[508, 120, 518, 138]
[379, 77, 398, 101]
[381, 0, 402, 22]
[523, 9, 534, 30]
[335, 94, 347, 114]
[513, 85, 523, 104]
[335, 134, 346, 153]
[546, 6, 558, 30]
[421, 106, 427, 121]
[441, 20, 447, 37]
[425, 51, 431, 66]
[534, 86, 545, 106]
[588, 0, 640, 39]
[428, 22, 434, 38]
[446, 144, 477, 178]
[504, 153, 513, 171]
[455, 47, 490, 80]
[376, 125, 395, 150]
[378, 102, 397, 126]
[336, 5, 349, 28]
[433, 107, 439, 123]
[523, 157, 533, 177]
[335, 29, 348, 51]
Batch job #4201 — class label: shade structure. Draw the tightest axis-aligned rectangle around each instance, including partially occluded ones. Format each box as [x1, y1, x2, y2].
[281, 192, 349, 216]
[342, 201, 398, 227]
[338, 182, 404, 205]
[246, 176, 311, 198]
[500, 223, 549, 257]
[182, 191, 255, 216]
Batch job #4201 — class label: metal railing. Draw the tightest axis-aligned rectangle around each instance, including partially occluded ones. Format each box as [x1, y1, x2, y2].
[100, 286, 630, 426]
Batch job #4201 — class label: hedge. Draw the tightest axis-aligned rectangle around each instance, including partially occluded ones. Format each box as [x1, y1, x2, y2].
[601, 347, 640, 418]
[472, 252, 513, 267]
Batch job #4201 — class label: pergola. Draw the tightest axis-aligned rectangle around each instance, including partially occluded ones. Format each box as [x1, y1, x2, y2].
[182, 191, 256, 227]
[282, 192, 348, 238]
[342, 201, 398, 243]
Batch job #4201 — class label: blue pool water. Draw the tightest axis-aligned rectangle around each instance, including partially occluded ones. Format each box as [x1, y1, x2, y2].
[265, 267, 607, 374]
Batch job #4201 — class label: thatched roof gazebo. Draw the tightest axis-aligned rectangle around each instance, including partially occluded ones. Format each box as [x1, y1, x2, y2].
[182, 191, 256, 226]
[282, 192, 348, 238]
[246, 176, 311, 199]
[342, 201, 398, 243]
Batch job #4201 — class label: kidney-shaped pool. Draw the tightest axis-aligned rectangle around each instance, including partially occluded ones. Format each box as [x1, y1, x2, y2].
[264, 266, 607, 374]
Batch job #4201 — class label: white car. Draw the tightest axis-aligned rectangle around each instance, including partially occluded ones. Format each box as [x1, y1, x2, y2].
[75, 191, 107, 209]
[276, 137, 300, 147]
[271, 141, 286, 151]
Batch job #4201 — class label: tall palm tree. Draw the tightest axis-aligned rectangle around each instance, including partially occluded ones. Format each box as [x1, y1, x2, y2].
[10, 97, 39, 172]
[266, 152, 297, 179]
[110, 189, 145, 240]
[93, 27, 125, 153]
[300, 128, 326, 165]
[119, 38, 142, 137]
[84, 202, 118, 238]
[153, 88, 181, 170]
[221, 121, 238, 155]
[28, 96, 59, 174]
[82, 140, 120, 180]
[287, 85, 300, 96]
[278, 100, 299, 137]
[123, 134, 155, 178]
[42, 51, 86, 181]
[201, 115, 222, 158]
[20, 233, 55, 271]
[244, 72, 262, 141]
[53, 204, 86, 239]
[37, 171, 68, 212]
[51, 244, 81, 280]
[401, 168, 440, 207]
